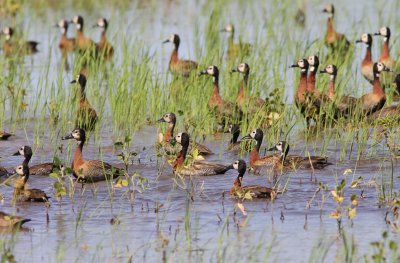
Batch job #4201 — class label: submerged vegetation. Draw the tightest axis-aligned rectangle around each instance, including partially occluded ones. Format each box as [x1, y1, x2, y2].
[0, 0, 399, 262]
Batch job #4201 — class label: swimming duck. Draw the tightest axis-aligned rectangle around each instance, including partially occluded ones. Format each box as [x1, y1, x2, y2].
[241, 128, 281, 172]
[157, 112, 213, 156]
[221, 24, 251, 60]
[374, 27, 397, 69]
[356, 33, 374, 83]
[0, 131, 12, 140]
[13, 163, 50, 202]
[71, 74, 98, 130]
[231, 63, 265, 113]
[228, 160, 277, 199]
[13, 146, 56, 176]
[199, 65, 242, 126]
[94, 18, 113, 60]
[1, 27, 38, 56]
[0, 211, 31, 228]
[359, 62, 391, 115]
[62, 128, 123, 182]
[322, 4, 350, 54]
[163, 34, 198, 77]
[320, 64, 356, 115]
[71, 15, 96, 53]
[55, 19, 76, 57]
[268, 141, 331, 170]
[171, 132, 229, 176]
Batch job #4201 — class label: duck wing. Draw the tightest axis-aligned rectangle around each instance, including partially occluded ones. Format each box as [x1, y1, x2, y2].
[30, 163, 55, 176]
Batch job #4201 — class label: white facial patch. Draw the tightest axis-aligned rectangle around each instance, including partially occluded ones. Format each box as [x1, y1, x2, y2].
[97, 19, 105, 27]
[15, 165, 24, 175]
[169, 34, 175, 43]
[233, 161, 239, 170]
[175, 133, 182, 143]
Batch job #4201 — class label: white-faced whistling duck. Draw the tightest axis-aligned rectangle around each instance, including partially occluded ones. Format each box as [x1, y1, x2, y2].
[322, 4, 350, 54]
[241, 128, 281, 173]
[290, 58, 321, 124]
[163, 34, 198, 77]
[199, 65, 242, 126]
[1, 27, 38, 56]
[71, 74, 98, 130]
[369, 74, 400, 120]
[221, 24, 252, 60]
[157, 112, 213, 156]
[0, 211, 31, 228]
[94, 18, 114, 60]
[0, 131, 12, 140]
[374, 27, 397, 69]
[228, 160, 277, 199]
[13, 146, 56, 176]
[268, 141, 331, 170]
[230, 63, 265, 112]
[55, 19, 76, 57]
[320, 64, 357, 115]
[63, 128, 123, 182]
[359, 62, 391, 115]
[307, 55, 323, 98]
[227, 124, 251, 152]
[356, 33, 374, 83]
[13, 163, 50, 202]
[171, 133, 229, 176]
[71, 15, 96, 53]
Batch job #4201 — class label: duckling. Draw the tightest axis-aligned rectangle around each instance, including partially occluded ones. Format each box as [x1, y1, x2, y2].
[71, 15, 96, 53]
[62, 128, 123, 182]
[320, 64, 356, 115]
[356, 33, 374, 83]
[12, 146, 56, 176]
[1, 27, 38, 56]
[55, 19, 76, 57]
[13, 164, 50, 202]
[268, 141, 331, 170]
[71, 74, 98, 130]
[199, 65, 242, 126]
[93, 18, 113, 60]
[290, 58, 322, 124]
[359, 62, 391, 115]
[228, 160, 277, 199]
[157, 112, 213, 156]
[374, 27, 397, 69]
[0, 131, 12, 140]
[163, 34, 198, 77]
[322, 4, 350, 54]
[230, 63, 265, 113]
[221, 24, 251, 60]
[171, 133, 229, 176]
[0, 211, 31, 228]
[241, 128, 281, 172]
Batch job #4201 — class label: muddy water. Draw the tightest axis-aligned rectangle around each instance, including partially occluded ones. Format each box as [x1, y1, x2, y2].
[1, 0, 400, 262]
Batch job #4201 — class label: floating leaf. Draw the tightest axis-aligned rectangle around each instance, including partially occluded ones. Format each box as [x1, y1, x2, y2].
[121, 179, 129, 187]
[343, 169, 352, 175]
[351, 180, 359, 188]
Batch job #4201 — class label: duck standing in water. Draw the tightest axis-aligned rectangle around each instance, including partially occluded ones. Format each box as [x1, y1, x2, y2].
[62, 128, 123, 182]
[228, 160, 277, 199]
[163, 34, 198, 77]
[322, 4, 350, 56]
[356, 33, 374, 83]
[94, 18, 114, 60]
[171, 133, 229, 176]
[221, 24, 251, 61]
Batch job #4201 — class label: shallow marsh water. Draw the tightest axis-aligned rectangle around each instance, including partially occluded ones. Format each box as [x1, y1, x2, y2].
[0, 0, 400, 262]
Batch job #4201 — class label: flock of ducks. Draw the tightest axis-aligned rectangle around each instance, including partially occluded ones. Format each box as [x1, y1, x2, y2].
[1, 3, 400, 228]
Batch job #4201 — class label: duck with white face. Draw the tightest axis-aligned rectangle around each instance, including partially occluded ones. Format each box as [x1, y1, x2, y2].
[227, 159, 278, 199]
[199, 65, 243, 127]
[1, 26, 39, 56]
[373, 27, 397, 69]
[70, 15, 96, 53]
[356, 33, 374, 83]
[170, 132, 229, 176]
[157, 112, 213, 156]
[62, 128, 123, 182]
[93, 18, 114, 59]
[163, 34, 198, 77]
[12, 145, 57, 176]
[221, 23, 252, 60]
